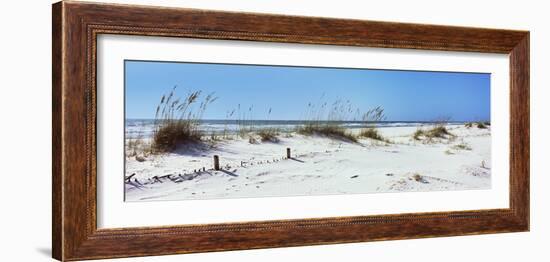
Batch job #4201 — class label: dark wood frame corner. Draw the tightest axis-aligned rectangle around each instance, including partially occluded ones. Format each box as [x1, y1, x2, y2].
[52, 1, 529, 261]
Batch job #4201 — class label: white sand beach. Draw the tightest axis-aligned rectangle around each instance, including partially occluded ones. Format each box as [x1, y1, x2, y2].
[125, 124, 491, 202]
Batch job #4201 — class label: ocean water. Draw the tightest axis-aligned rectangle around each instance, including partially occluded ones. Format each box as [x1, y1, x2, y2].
[125, 119, 464, 139]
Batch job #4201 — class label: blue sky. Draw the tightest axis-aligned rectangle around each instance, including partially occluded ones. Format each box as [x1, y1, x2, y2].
[125, 60, 490, 121]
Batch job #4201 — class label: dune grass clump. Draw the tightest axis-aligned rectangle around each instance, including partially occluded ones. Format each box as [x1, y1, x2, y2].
[476, 122, 488, 129]
[257, 128, 280, 142]
[151, 87, 217, 152]
[359, 128, 386, 142]
[297, 123, 358, 143]
[413, 129, 425, 140]
[452, 142, 472, 151]
[358, 106, 389, 142]
[413, 124, 454, 142]
[465, 122, 473, 128]
[296, 98, 359, 143]
[428, 125, 452, 138]
[255, 108, 280, 142]
[153, 121, 201, 152]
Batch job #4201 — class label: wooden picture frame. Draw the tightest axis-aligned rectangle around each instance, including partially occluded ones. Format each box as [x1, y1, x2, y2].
[52, 1, 529, 261]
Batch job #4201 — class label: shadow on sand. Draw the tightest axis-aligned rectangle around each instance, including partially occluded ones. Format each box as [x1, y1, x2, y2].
[171, 142, 216, 156]
[289, 157, 305, 163]
[220, 169, 239, 177]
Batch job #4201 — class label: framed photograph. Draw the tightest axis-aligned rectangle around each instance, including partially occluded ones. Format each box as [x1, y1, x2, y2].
[52, 1, 529, 261]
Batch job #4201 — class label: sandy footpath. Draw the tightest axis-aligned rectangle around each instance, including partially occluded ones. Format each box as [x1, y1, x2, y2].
[124, 125, 491, 201]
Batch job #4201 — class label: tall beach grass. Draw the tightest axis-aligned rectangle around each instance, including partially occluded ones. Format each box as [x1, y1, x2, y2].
[151, 87, 217, 152]
[296, 99, 359, 142]
[358, 106, 388, 142]
[413, 118, 455, 142]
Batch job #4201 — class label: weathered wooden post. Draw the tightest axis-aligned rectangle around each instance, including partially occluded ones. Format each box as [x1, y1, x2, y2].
[286, 148, 291, 158]
[213, 155, 220, 170]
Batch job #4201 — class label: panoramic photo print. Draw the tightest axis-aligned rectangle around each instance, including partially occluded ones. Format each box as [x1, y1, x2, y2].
[124, 60, 491, 202]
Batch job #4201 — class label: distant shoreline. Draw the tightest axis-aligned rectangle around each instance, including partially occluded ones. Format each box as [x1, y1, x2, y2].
[125, 119, 474, 138]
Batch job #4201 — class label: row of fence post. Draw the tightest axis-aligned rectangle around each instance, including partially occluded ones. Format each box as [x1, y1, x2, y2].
[213, 148, 291, 171]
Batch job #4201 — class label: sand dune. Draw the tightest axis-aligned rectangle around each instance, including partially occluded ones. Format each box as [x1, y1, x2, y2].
[125, 124, 491, 201]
